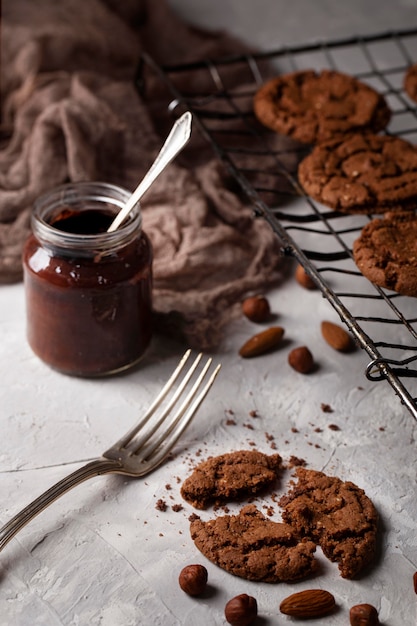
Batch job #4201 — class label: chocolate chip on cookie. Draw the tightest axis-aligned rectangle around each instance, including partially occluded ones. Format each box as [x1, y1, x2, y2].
[181, 450, 283, 509]
[253, 69, 391, 144]
[353, 211, 417, 296]
[298, 132, 417, 212]
[279, 468, 378, 579]
[190, 504, 317, 582]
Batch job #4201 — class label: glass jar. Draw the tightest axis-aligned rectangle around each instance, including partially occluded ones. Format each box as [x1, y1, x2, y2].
[23, 182, 153, 376]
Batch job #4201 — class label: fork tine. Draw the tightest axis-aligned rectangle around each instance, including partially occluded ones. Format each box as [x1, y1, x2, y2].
[128, 352, 205, 450]
[139, 361, 222, 470]
[115, 349, 194, 449]
[130, 354, 214, 455]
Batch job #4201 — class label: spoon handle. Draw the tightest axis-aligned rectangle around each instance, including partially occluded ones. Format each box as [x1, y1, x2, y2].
[107, 111, 192, 232]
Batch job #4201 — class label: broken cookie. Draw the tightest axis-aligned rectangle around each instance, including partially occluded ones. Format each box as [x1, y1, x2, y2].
[190, 504, 317, 582]
[181, 450, 283, 510]
[279, 467, 378, 579]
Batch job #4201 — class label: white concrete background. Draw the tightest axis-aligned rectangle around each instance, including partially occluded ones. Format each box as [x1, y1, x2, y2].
[168, 0, 417, 49]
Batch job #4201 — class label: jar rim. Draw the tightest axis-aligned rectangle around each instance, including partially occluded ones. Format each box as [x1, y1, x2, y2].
[32, 182, 142, 255]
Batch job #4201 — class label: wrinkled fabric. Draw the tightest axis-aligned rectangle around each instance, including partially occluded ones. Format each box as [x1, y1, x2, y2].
[0, 0, 284, 348]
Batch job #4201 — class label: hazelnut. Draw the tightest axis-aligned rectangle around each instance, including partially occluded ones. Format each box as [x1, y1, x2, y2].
[295, 263, 317, 290]
[288, 345, 314, 373]
[178, 564, 208, 596]
[242, 295, 271, 323]
[225, 593, 258, 626]
[349, 603, 379, 626]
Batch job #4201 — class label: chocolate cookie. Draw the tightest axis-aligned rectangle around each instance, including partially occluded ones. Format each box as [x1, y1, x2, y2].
[298, 132, 417, 212]
[279, 468, 378, 579]
[404, 63, 417, 102]
[181, 450, 282, 509]
[253, 69, 391, 144]
[190, 504, 317, 582]
[353, 211, 417, 296]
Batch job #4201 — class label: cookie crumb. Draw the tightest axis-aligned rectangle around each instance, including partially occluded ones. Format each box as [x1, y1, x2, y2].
[321, 403, 333, 413]
[287, 455, 307, 468]
[155, 499, 167, 512]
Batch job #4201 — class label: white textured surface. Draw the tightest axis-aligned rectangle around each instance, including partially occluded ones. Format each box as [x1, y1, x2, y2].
[2, 275, 417, 625]
[2, 2, 417, 625]
[168, 0, 417, 49]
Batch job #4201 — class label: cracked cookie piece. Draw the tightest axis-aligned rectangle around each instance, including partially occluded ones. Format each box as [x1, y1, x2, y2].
[279, 468, 378, 579]
[253, 69, 390, 145]
[298, 132, 417, 213]
[181, 450, 283, 509]
[353, 211, 417, 296]
[190, 504, 317, 582]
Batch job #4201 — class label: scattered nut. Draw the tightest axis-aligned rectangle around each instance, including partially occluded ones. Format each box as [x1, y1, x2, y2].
[239, 326, 284, 358]
[349, 603, 379, 625]
[279, 589, 336, 619]
[295, 263, 317, 289]
[178, 564, 208, 596]
[225, 593, 258, 626]
[288, 346, 314, 373]
[321, 320, 355, 352]
[242, 295, 271, 322]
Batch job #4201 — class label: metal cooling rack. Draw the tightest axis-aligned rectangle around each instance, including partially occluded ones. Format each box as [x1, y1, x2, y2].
[137, 28, 417, 421]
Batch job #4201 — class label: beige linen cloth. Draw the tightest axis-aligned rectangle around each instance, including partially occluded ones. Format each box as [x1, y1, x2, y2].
[0, 0, 285, 349]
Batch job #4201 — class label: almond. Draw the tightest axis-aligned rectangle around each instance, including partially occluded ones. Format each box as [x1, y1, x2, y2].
[321, 320, 355, 352]
[349, 603, 379, 625]
[239, 326, 284, 358]
[242, 295, 271, 323]
[295, 263, 317, 290]
[288, 346, 314, 374]
[279, 589, 336, 619]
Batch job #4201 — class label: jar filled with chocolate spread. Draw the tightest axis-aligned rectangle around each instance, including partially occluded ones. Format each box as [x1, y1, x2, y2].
[23, 182, 153, 376]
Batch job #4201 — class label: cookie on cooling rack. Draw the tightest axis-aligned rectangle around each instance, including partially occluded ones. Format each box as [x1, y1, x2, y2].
[353, 211, 417, 296]
[279, 468, 378, 579]
[190, 504, 317, 582]
[253, 69, 391, 144]
[404, 63, 417, 102]
[298, 132, 417, 212]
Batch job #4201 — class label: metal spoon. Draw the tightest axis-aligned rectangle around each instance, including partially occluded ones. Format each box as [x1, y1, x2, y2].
[107, 111, 192, 233]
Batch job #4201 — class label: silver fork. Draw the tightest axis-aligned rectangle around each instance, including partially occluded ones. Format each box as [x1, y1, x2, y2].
[0, 350, 220, 553]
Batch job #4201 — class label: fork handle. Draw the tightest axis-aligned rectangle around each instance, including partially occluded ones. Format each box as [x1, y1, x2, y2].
[0, 458, 119, 553]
